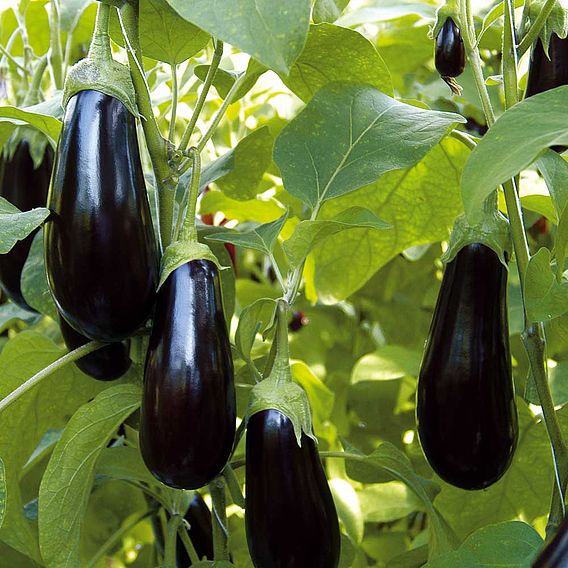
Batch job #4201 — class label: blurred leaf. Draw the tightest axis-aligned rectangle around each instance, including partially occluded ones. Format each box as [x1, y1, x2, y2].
[0, 103, 62, 144]
[352, 345, 422, 383]
[313, 137, 467, 301]
[283, 207, 390, 268]
[200, 191, 285, 223]
[536, 149, 568, 216]
[110, 0, 210, 63]
[329, 478, 364, 544]
[282, 23, 393, 101]
[95, 446, 156, 486]
[235, 297, 277, 365]
[0, 302, 37, 332]
[0, 458, 5, 529]
[359, 481, 422, 522]
[0, 198, 49, 254]
[312, 0, 350, 23]
[59, 0, 92, 33]
[424, 521, 542, 568]
[274, 82, 464, 209]
[38, 384, 142, 568]
[164, 0, 310, 73]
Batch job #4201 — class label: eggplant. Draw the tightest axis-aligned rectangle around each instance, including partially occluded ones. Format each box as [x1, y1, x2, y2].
[0, 140, 53, 310]
[435, 18, 465, 79]
[417, 243, 518, 490]
[140, 259, 236, 490]
[533, 517, 568, 567]
[59, 316, 131, 381]
[44, 89, 158, 342]
[245, 409, 340, 568]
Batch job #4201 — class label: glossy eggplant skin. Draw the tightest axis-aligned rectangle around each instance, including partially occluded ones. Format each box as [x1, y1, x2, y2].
[435, 18, 465, 78]
[59, 316, 131, 381]
[140, 260, 236, 490]
[526, 34, 568, 98]
[245, 409, 340, 568]
[44, 89, 158, 342]
[532, 517, 568, 567]
[176, 493, 214, 564]
[0, 141, 53, 310]
[417, 243, 518, 490]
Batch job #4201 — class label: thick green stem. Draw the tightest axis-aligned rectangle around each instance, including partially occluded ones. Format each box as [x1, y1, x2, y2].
[450, 129, 477, 150]
[177, 521, 200, 564]
[49, 0, 64, 89]
[88, 3, 111, 61]
[87, 510, 153, 568]
[0, 341, 107, 414]
[168, 63, 178, 143]
[14, 9, 32, 86]
[502, 0, 519, 109]
[22, 56, 48, 106]
[164, 513, 183, 567]
[209, 478, 230, 561]
[179, 39, 223, 152]
[118, 3, 175, 249]
[517, 0, 557, 58]
[178, 147, 201, 243]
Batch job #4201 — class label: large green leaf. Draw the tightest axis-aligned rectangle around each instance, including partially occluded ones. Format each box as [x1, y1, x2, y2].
[424, 521, 542, 568]
[110, 0, 210, 64]
[312, 137, 467, 301]
[274, 82, 464, 210]
[312, 0, 350, 23]
[462, 86, 568, 222]
[38, 384, 142, 568]
[281, 23, 393, 101]
[0, 103, 62, 144]
[164, 0, 310, 73]
[0, 332, 105, 561]
[0, 197, 49, 255]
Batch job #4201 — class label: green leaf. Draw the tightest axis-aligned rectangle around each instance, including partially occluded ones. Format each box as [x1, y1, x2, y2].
[337, 2, 435, 27]
[525, 360, 568, 408]
[0, 197, 49, 255]
[206, 211, 288, 255]
[312, 0, 350, 23]
[200, 190, 286, 223]
[525, 247, 568, 321]
[283, 206, 390, 268]
[38, 384, 142, 568]
[536, 149, 568, 215]
[291, 361, 335, 427]
[96, 446, 157, 486]
[0, 332, 106, 561]
[59, 0, 92, 33]
[329, 478, 364, 544]
[313, 137, 467, 301]
[274, 82, 465, 209]
[424, 521, 542, 568]
[0, 303, 37, 333]
[359, 482, 422, 523]
[215, 127, 274, 200]
[21, 230, 59, 320]
[462, 86, 568, 223]
[343, 442, 455, 558]
[235, 298, 277, 365]
[164, 0, 310, 73]
[0, 103, 62, 143]
[281, 23, 393, 101]
[110, 0, 210, 64]
[0, 458, 6, 530]
[351, 345, 422, 383]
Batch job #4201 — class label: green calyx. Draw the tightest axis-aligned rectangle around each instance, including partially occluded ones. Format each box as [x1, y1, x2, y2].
[527, 0, 568, 54]
[246, 300, 316, 446]
[430, 0, 461, 40]
[63, 3, 138, 117]
[442, 209, 511, 267]
[158, 240, 224, 290]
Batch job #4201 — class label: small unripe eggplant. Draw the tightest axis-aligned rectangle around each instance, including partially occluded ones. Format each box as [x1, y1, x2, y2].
[245, 409, 340, 568]
[435, 18, 466, 80]
[417, 243, 518, 490]
[45, 89, 159, 342]
[59, 316, 131, 381]
[0, 140, 53, 310]
[532, 517, 568, 567]
[140, 260, 236, 489]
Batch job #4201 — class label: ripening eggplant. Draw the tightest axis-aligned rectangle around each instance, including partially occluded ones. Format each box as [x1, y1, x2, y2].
[0, 140, 53, 310]
[435, 18, 466, 81]
[140, 260, 236, 489]
[532, 517, 568, 567]
[416, 243, 518, 490]
[176, 493, 214, 564]
[59, 316, 131, 381]
[245, 409, 340, 568]
[44, 89, 158, 342]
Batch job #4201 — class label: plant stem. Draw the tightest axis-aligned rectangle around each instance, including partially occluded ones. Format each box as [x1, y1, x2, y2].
[179, 39, 224, 152]
[118, 2, 175, 249]
[178, 147, 201, 243]
[209, 478, 230, 561]
[517, 0, 557, 58]
[269, 252, 286, 292]
[223, 465, 245, 508]
[87, 510, 153, 568]
[177, 521, 201, 564]
[0, 44, 28, 74]
[14, 8, 32, 87]
[0, 341, 106, 414]
[49, 0, 64, 90]
[22, 56, 48, 106]
[168, 63, 178, 143]
[196, 71, 248, 153]
[164, 513, 183, 567]
[449, 129, 477, 150]
[502, 0, 519, 109]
